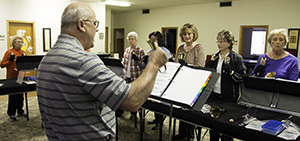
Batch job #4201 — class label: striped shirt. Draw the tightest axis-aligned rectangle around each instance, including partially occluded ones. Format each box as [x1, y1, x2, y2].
[36, 34, 130, 141]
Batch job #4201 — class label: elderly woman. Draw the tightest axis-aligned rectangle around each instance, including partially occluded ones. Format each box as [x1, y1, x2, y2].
[252, 28, 299, 81]
[173, 23, 205, 141]
[119, 31, 145, 119]
[205, 30, 246, 141]
[1, 35, 27, 121]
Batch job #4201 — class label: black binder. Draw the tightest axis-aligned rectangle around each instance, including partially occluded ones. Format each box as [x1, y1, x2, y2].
[149, 62, 219, 111]
[101, 57, 123, 68]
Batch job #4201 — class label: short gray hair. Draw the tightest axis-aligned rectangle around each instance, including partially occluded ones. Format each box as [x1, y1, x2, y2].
[10, 35, 23, 47]
[61, 4, 91, 28]
[127, 31, 138, 40]
[267, 28, 289, 46]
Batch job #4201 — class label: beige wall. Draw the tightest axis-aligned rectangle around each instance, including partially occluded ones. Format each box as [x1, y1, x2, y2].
[112, 0, 300, 65]
[86, 2, 106, 53]
[0, 0, 299, 78]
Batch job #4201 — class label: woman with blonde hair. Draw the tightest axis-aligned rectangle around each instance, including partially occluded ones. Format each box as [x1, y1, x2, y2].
[174, 23, 205, 67]
[173, 23, 205, 140]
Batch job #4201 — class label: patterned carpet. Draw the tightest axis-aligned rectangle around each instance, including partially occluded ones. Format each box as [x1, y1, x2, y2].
[0, 96, 212, 141]
[0, 96, 46, 141]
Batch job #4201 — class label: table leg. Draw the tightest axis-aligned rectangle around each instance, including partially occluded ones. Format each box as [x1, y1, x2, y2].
[115, 112, 118, 141]
[139, 109, 145, 141]
[159, 114, 163, 141]
[173, 119, 176, 140]
[168, 104, 173, 141]
[25, 92, 29, 121]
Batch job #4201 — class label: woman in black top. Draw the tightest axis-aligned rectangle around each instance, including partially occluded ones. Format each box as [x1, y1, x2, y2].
[205, 30, 246, 141]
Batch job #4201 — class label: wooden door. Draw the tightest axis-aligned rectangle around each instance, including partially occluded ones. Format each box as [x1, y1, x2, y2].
[7, 20, 36, 55]
[7, 20, 36, 76]
[113, 28, 124, 58]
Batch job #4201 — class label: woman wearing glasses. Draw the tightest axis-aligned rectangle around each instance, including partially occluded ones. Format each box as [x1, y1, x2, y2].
[205, 30, 246, 141]
[119, 31, 145, 119]
[1, 35, 27, 121]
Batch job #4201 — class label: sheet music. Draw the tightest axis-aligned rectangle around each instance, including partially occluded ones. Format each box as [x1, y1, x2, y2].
[151, 62, 181, 96]
[162, 66, 211, 105]
[151, 62, 212, 106]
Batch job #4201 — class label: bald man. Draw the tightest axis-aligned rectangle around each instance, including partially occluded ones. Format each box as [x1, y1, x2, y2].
[37, 3, 167, 140]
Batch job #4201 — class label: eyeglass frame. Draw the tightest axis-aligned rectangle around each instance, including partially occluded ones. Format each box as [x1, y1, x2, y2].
[82, 20, 99, 28]
[14, 41, 24, 44]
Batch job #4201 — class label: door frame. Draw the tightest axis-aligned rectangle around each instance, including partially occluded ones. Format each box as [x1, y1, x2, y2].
[238, 25, 269, 55]
[105, 27, 109, 53]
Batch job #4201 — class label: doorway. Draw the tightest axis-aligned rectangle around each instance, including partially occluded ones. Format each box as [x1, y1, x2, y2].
[162, 27, 178, 57]
[239, 25, 269, 60]
[113, 28, 124, 59]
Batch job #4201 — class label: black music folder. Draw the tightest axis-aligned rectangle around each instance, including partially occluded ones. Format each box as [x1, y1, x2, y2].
[240, 76, 300, 116]
[149, 62, 219, 111]
[97, 53, 110, 59]
[16, 55, 44, 71]
[101, 57, 124, 76]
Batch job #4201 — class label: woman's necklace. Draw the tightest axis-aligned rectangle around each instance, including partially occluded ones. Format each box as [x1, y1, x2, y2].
[272, 51, 286, 60]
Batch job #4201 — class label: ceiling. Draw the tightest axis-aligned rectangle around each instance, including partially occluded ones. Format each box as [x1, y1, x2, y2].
[76, 0, 243, 13]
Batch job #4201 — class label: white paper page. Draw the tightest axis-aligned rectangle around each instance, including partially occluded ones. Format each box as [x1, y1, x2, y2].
[16, 71, 25, 85]
[162, 66, 211, 105]
[151, 62, 181, 96]
[278, 126, 300, 140]
[245, 119, 266, 131]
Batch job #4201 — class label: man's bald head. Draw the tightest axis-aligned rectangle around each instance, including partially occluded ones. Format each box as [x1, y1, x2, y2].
[61, 3, 94, 29]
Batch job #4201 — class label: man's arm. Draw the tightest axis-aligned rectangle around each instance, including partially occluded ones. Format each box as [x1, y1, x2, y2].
[119, 47, 167, 112]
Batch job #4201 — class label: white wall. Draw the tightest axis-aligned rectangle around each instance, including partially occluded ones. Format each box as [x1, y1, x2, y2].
[86, 2, 106, 53]
[0, 0, 106, 79]
[112, 0, 300, 65]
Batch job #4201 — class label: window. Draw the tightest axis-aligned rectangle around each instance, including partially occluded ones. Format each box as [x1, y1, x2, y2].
[250, 31, 266, 55]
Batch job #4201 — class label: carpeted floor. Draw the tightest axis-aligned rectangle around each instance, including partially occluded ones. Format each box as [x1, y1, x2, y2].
[0, 96, 215, 141]
[0, 96, 46, 141]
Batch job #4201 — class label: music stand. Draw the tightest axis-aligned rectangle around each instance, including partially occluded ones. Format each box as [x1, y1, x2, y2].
[16, 55, 44, 84]
[239, 76, 300, 117]
[101, 57, 124, 76]
[16, 55, 44, 71]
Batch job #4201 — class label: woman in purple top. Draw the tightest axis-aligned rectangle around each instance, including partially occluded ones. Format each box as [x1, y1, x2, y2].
[252, 28, 299, 81]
